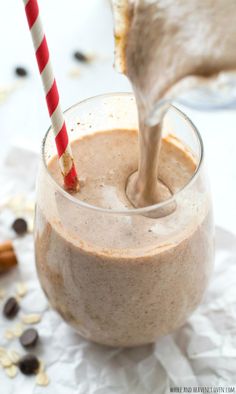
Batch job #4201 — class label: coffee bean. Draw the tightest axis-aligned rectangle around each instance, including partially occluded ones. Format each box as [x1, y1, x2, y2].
[18, 354, 40, 375]
[20, 328, 39, 348]
[12, 218, 28, 235]
[73, 50, 88, 62]
[3, 297, 19, 318]
[15, 66, 28, 77]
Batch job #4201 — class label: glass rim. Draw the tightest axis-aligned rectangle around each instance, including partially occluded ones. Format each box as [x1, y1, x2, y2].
[42, 92, 204, 216]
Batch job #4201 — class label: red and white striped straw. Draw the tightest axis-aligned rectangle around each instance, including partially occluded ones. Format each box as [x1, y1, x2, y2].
[23, 0, 79, 191]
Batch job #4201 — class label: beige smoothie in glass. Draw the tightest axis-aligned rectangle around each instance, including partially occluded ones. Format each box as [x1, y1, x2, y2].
[35, 93, 214, 347]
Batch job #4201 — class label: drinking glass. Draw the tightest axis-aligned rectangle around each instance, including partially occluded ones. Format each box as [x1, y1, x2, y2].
[35, 93, 214, 347]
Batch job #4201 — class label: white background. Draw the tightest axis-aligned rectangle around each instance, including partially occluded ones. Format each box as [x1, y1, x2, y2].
[0, 0, 236, 392]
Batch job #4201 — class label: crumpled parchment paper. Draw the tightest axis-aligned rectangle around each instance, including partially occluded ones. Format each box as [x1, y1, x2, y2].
[0, 147, 236, 393]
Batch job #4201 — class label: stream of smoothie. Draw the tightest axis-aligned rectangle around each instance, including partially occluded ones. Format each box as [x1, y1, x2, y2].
[112, 0, 236, 209]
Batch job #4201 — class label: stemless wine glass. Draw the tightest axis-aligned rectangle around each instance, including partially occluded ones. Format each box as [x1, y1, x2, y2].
[34, 93, 214, 347]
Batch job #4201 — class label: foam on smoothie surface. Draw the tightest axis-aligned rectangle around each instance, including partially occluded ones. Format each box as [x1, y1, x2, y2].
[49, 129, 196, 210]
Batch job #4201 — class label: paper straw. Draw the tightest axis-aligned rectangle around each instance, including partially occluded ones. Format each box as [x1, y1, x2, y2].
[23, 0, 79, 191]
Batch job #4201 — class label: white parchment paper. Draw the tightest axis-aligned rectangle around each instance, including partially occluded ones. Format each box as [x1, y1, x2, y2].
[0, 147, 236, 393]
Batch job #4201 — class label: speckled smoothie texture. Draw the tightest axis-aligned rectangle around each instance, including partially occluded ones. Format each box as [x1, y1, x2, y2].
[35, 129, 214, 347]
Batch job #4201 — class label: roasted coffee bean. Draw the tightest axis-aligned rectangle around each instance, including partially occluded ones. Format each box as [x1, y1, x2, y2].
[20, 328, 39, 348]
[3, 297, 19, 318]
[73, 50, 88, 62]
[18, 354, 40, 375]
[12, 218, 28, 235]
[15, 66, 28, 77]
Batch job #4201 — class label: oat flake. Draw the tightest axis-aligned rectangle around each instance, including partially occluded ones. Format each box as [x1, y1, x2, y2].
[0, 347, 6, 356]
[4, 329, 14, 340]
[5, 365, 18, 378]
[8, 350, 20, 364]
[0, 355, 12, 368]
[36, 371, 50, 386]
[11, 322, 24, 337]
[22, 313, 42, 324]
[16, 282, 28, 297]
